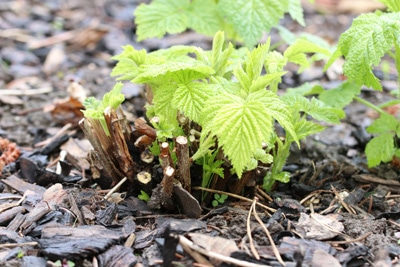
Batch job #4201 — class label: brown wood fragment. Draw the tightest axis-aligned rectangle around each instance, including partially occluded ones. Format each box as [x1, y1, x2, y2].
[1, 175, 46, 196]
[134, 117, 157, 139]
[39, 224, 125, 261]
[0, 206, 25, 226]
[97, 245, 137, 267]
[176, 136, 191, 192]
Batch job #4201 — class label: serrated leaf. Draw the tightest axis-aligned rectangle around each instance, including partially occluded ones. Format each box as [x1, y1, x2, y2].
[218, 0, 285, 47]
[134, 60, 214, 84]
[265, 51, 287, 73]
[377, 0, 400, 12]
[294, 120, 326, 140]
[172, 81, 217, 122]
[187, 0, 221, 35]
[152, 84, 179, 126]
[284, 38, 331, 70]
[367, 113, 398, 134]
[134, 0, 190, 41]
[210, 31, 235, 76]
[249, 72, 286, 93]
[286, 0, 305, 26]
[102, 82, 125, 110]
[284, 83, 324, 97]
[319, 82, 361, 108]
[111, 46, 147, 81]
[246, 41, 271, 80]
[331, 12, 400, 90]
[307, 98, 345, 124]
[201, 90, 296, 177]
[365, 133, 395, 167]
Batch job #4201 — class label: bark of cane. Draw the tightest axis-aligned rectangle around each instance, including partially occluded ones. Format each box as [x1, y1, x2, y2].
[176, 136, 191, 192]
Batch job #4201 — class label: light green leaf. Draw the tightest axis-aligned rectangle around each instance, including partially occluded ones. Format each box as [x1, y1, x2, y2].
[366, 113, 398, 134]
[134, 61, 214, 84]
[210, 31, 235, 76]
[246, 41, 271, 81]
[249, 72, 286, 93]
[134, 0, 190, 41]
[365, 133, 395, 167]
[284, 38, 331, 70]
[172, 81, 217, 122]
[294, 120, 326, 140]
[218, 0, 285, 47]
[102, 82, 125, 110]
[287, 0, 305, 26]
[284, 83, 324, 97]
[201, 91, 276, 177]
[377, 0, 400, 12]
[319, 82, 361, 108]
[111, 46, 147, 81]
[265, 51, 287, 74]
[187, 0, 221, 35]
[201, 89, 297, 177]
[307, 98, 345, 124]
[152, 84, 178, 126]
[330, 12, 400, 90]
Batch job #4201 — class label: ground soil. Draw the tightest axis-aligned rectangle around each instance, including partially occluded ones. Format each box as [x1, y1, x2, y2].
[1, 1, 400, 267]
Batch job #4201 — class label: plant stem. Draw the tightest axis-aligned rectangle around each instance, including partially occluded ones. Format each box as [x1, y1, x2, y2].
[175, 136, 191, 192]
[353, 96, 386, 115]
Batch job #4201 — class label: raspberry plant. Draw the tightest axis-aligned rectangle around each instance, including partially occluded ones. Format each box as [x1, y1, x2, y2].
[323, 0, 400, 167]
[134, 0, 305, 47]
[111, 32, 343, 190]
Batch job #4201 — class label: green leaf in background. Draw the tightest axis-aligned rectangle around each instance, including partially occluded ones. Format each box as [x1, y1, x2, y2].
[366, 113, 398, 134]
[218, 0, 286, 47]
[365, 133, 395, 167]
[187, 0, 221, 35]
[284, 38, 331, 71]
[319, 82, 361, 109]
[286, 0, 305, 26]
[111, 46, 147, 81]
[325, 12, 400, 90]
[134, 0, 190, 41]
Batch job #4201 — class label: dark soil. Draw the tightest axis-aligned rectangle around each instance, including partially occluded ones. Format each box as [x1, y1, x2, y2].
[1, 1, 400, 267]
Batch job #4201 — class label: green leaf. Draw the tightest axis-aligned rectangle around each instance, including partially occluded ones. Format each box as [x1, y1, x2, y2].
[282, 94, 345, 124]
[187, 0, 221, 35]
[367, 113, 398, 134]
[294, 120, 326, 140]
[365, 133, 395, 167]
[201, 90, 295, 177]
[265, 51, 287, 74]
[284, 38, 331, 70]
[210, 31, 235, 76]
[111, 46, 147, 81]
[307, 98, 345, 124]
[134, 60, 214, 84]
[319, 82, 361, 109]
[330, 12, 400, 90]
[377, 0, 400, 12]
[152, 84, 179, 126]
[172, 81, 217, 122]
[218, 0, 286, 47]
[134, 0, 190, 41]
[286, 0, 305, 26]
[284, 82, 324, 97]
[102, 82, 125, 110]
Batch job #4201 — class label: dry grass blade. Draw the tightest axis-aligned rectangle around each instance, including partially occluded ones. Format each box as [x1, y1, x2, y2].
[251, 197, 286, 267]
[192, 187, 276, 214]
[178, 235, 271, 267]
[247, 198, 260, 260]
